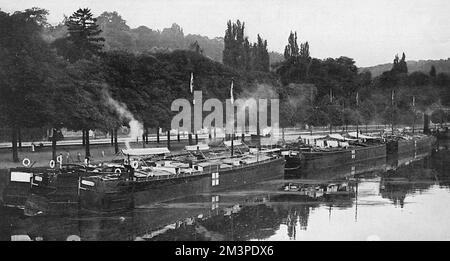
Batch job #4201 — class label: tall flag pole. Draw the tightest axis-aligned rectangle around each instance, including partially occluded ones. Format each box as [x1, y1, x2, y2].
[190, 72, 194, 93]
[230, 80, 234, 104]
[391, 89, 395, 134]
[356, 92, 359, 138]
[329, 88, 333, 134]
[230, 80, 234, 156]
[412, 96, 416, 133]
[190, 72, 195, 105]
[189, 73, 194, 144]
[391, 89, 395, 106]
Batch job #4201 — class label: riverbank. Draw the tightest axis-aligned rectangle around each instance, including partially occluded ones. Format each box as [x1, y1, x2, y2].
[0, 141, 190, 169]
[0, 125, 415, 169]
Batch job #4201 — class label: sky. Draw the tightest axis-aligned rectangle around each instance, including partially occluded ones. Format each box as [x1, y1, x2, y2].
[1, 0, 450, 67]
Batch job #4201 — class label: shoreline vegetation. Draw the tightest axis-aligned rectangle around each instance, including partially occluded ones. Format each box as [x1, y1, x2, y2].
[1, 7, 450, 164]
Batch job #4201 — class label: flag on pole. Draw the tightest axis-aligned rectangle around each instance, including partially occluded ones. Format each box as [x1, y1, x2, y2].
[190, 73, 195, 104]
[190, 72, 194, 93]
[391, 90, 395, 105]
[230, 80, 234, 104]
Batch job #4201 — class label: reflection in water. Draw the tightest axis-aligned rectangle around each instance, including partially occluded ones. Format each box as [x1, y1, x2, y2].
[2, 141, 450, 241]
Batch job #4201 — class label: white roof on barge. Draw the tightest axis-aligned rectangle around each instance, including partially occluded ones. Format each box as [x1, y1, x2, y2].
[347, 132, 379, 140]
[223, 140, 243, 147]
[185, 144, 210, 151]
[327, 134, 357, 141]
[299, 135, 327, 140]
[260, 148, 281, 153]
[122, 147, 170, 156]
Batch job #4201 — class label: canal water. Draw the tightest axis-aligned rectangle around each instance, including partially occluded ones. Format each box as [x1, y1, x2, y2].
[1, 141, 450, 241]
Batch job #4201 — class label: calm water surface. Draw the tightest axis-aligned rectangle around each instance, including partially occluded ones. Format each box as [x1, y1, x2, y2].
[1, 141, 450, 241]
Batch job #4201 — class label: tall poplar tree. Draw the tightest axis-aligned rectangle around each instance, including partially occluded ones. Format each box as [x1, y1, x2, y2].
[284, 31, 299, 59]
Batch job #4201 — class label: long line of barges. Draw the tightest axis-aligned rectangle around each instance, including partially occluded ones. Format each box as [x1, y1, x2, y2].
[0, 130, 436, 216]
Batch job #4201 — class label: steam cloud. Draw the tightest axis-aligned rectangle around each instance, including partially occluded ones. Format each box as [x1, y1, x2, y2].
[102, 90, 144, 149]
[236, 83, 281, 142]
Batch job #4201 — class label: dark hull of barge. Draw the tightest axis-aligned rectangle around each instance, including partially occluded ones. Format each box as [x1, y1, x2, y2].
[287, 144, 387, 178]
[286, 155, 387, 180]
[2, 168, 60, 209]
[386, 136, 436, 155]
[23, 172, 100, 216]
[79, 157, 285, 214]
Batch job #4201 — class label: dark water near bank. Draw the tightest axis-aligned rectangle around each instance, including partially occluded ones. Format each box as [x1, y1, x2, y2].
[1, 141, 450, 241]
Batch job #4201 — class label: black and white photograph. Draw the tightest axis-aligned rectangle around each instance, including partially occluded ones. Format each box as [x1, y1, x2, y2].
[1, 0, 450, 246]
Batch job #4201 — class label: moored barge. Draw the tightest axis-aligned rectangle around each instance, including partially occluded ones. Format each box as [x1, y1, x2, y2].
[286, 132, 387, 177]
[78, 151, 285, 213]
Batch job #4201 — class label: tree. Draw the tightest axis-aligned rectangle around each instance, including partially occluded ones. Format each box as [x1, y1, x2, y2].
[223, 20, 245, 69]
[54, 8, 105, 62]
[284, 31, 299, 59]
[0, 8, 61, 162]
[189, 41, 203, 54]
[57, 58, 118, 158]
[342, 108, 362, 130]
[399, 53, 408, 74]
[96, 11, 133, 51]
[300, 42, 310, 59]
[429, 65, 437, 77]
[359, 100, 376, 127]
[326, 104, 343, 132]
[222, 20, 269, 72]
[252, 35, 270, 72]
[305, 107, 328, 127]
[391, 53, 408, 74]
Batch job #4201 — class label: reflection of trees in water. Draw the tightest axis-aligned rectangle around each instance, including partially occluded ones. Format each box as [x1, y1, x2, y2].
[153, 196, 328, 241]
[154, 186, 357, 241]
[147, 204, 282, 241]
[199, 204, 281, 241]
[285, 205, 310, 240]
[9, 149, 450, 241]
[270, 185, 356, 239]
[380, 156, 438, 207]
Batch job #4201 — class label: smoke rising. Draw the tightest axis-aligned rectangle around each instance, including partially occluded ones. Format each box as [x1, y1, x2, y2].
[102, 90, 144, 149]
[235, 83, 281, 141]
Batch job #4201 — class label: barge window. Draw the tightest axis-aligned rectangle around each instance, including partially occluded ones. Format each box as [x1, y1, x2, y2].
[212, 195, 219, 210]
[212, 172, 219, 186]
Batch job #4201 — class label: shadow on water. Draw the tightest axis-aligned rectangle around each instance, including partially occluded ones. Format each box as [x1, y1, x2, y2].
[2, 140, 450, 240]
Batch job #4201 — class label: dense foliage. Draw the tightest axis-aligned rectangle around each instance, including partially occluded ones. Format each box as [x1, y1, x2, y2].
[223, 20, 270, 72]
[2, 7, 450, 162]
